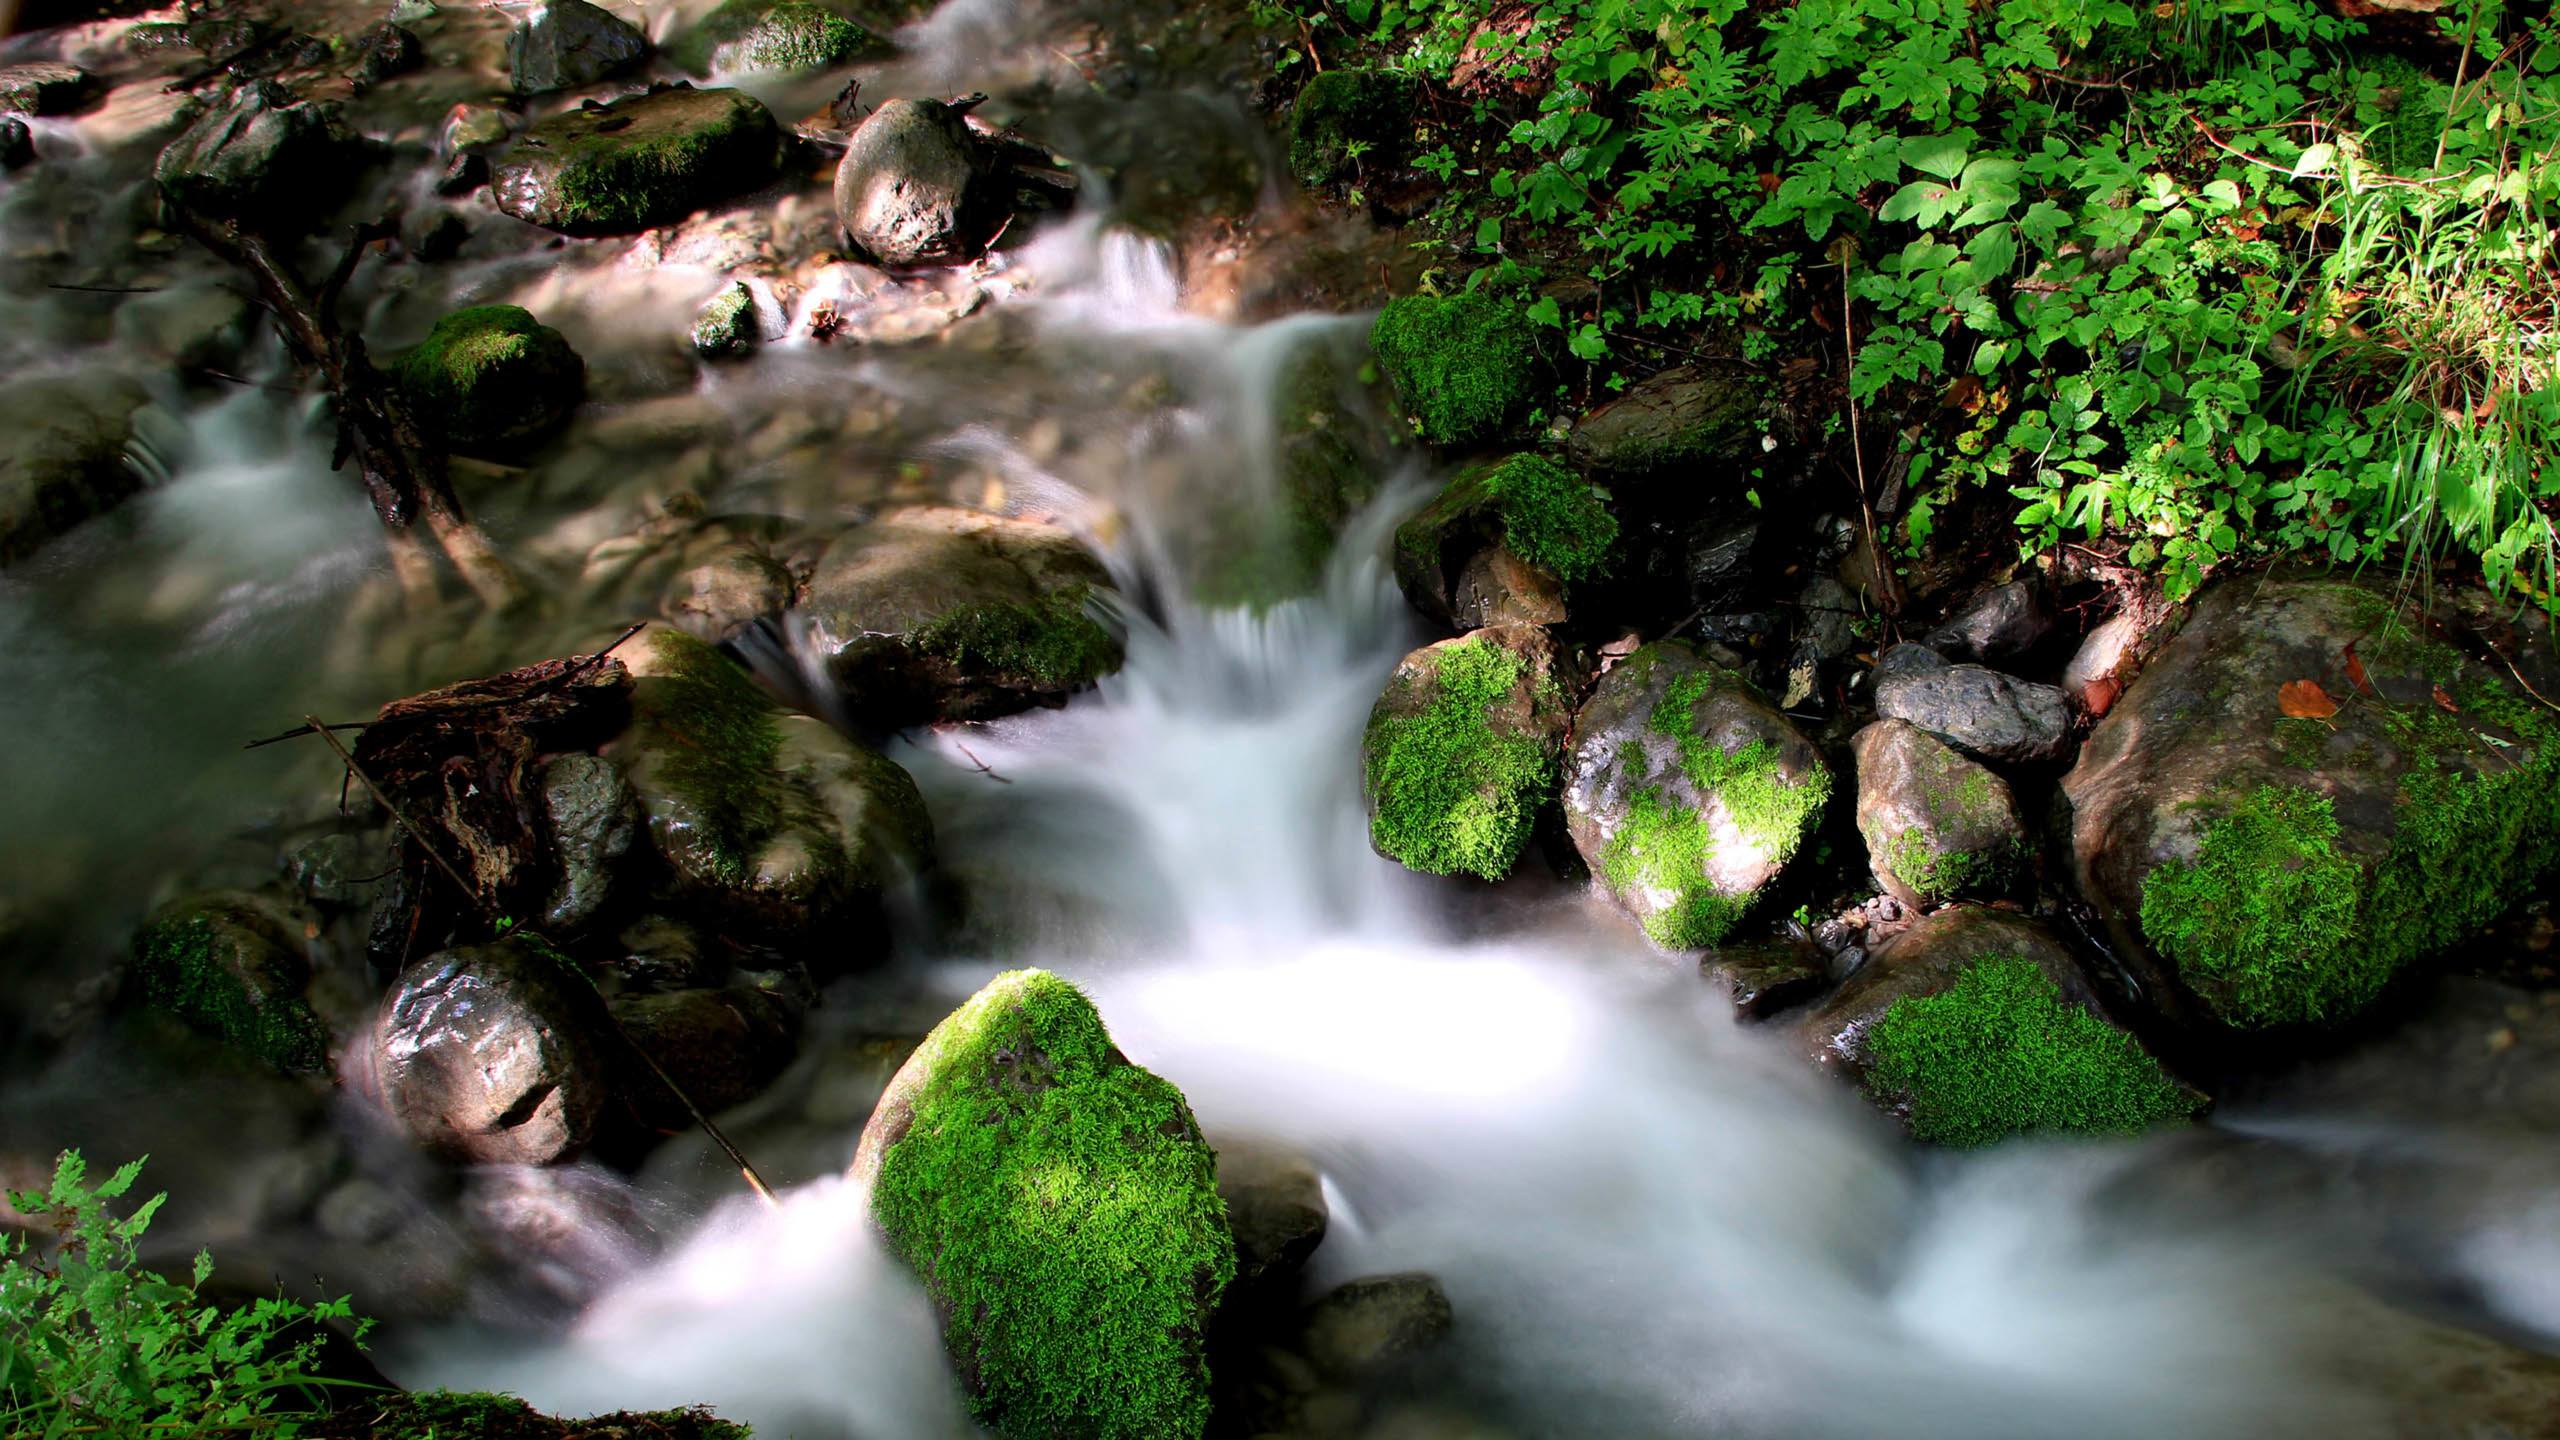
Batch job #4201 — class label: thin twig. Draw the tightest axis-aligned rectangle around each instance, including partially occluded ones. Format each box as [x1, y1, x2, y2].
[243, 719, 369, 750]
[1838, 254, 1891, 615]
[951, 739, 1012, 783]
[548, 620, 648, 691]
[46, 282, 166, 294]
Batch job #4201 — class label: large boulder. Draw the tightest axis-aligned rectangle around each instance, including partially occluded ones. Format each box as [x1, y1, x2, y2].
[2063, 573, 2560, 1033]
[0, 370, 149, 565]
[372, 936, 612, 1166]
[507, 0, 651, 95]
[1797, 907, 2200, 1146]
[1850, 718, 2027, 911]
[831, 98, 1010, 269]
[1392, 454, 1615, 627]
[1563, 642, 1829, 948]
[672, 0, 886, 75]
[492, 85, 781, 236]
[799, 506, 1123, 725]
[612, 629, 933, 950]
[1361, 624, 1569, 881]
[1560, 364, 1757, 479]
[153, 82, 360, 223]
[852, 969, 1234, 1440]
[130, 891, 330, 1074]
[1370, 292, 1541, 448]
[1871, 642, 2070, 766]
[392, 305, 585, 454]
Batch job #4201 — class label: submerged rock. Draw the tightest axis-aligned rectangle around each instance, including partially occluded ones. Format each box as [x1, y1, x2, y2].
[0, 370, 149, 566]
[831, 98, 1009, 269]
[1393, 454, 1615, 627]
[1370, 292, 1542, 448]
[1286, 68, 1413, 188]
[493, 85, 781, 236]
[507, 0, 650, 95]
[393, 305, 585, 454]
[1701, 939, 1830, 1019]
[130, 890, 329, 1074]
[852, 969, 1233, 1440]
[799, 506, 1122, 725]
[1362, 624, 1569, 881]
[350, 23, 424, 86]
[2065, 573, 2560, 1034]
[372, 936, 612, 1166]
[1560, 364, 1758, 479]
[1871, 642, 2070, 767]
[0, 117, 29, 170]
[153, 82, 360, 223]
[1797, 907, 2198, 1146]
[1218, 1138, 1329, 1292]
[1300, 1273, 1454, 1379]
[609, 981, 801, 1128]
[1851, 718, 2027, 911]
[668, 545, 793, 639]
[673, 0, 886, 75]
[1564, 642, 1829, 948]
[0, 62, 94, 117]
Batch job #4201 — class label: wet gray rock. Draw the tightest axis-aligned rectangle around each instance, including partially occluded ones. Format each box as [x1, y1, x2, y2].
[2063, 611, 2142, 712]
[1701, 939, 1830, 1019]
[1301, 1273, 1454, 1379]
[799, 506, 1122, 725]
[1871, 643, 2070, 766]
[372, 936, 612, 1166]
[1449, 544, 1566, 630]
[1782, 574, 1860, 707]
[607, 914, 721, 992]
[493, 85, 781, 236]
[1684, 514, 1760, 614]
[832, 98, 1009, 268]
[1851, 718, 2027, 911]
[610, 981, 801, 1128]
[282, 831, 389, 912]
[1562, 364, 1758, 478]
[350, 23, 423, 86]
[539, 753, 639, 932]
[1217, 1138, 1330, 1291]
[508, 0, 650, 94]
[0, 370, 150, 566]
[1925, 579, 2055, 665]
[0, 62, 93, 117]
[1, 117, 32, 170]
[669, 546, 793, 639]
[130, 890, 330, 1074]
[153, 82, 360, 223]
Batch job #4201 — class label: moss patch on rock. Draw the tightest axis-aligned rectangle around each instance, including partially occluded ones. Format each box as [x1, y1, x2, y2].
[1370, 292, 1541, 447]
[1287, 67, 1413, 188]
[492, 86, 780, 236]
[672, 0, 884, 75]
[393, 304, 584, 452]
[909, 589, 1120, 691]
[1364, 636, 1556, 880]
[1469, 454, 1616, 582]
[1864, 953, 2201, 1147]
[632, 627, 789, 887]
[689, 282, 759, 358]
[1599, 787, 1742, 948]
[865, 970, 1233, 1440]
[131, 894, 328, 1074]
[315, 1390, 748, 1440]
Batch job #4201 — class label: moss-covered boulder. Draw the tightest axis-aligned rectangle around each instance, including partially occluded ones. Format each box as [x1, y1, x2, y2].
[371, 935, 612, 1165]
[1851, 718, 2028, 911]
[492, 85, 781, 236]
[0, 369, 149, 566]
[612, 628, 934, 951]
[1370, 292, 1542, 447]
[688, 281, 761, 358]
[671, 0, 886, 75]
[153, 82, 361, 223]
[1361, 624, 1568, 881]
[832, 97, 1010, 269]
[851, 969, 1234, 1440]
[393, 305, 584, 454]
[1392, 453, 1614, 627]
[506, 0, 650, 96]
[1563, 642, 1829, 948]
[1560, 363, 1759, 479]
[1286, 67, 1414, 188]
[1798, 907, 2200, 1146]
[130, 891, 329, 1074]
[2064, 573, 2560, 1033]
[799, 506, 1123, 726]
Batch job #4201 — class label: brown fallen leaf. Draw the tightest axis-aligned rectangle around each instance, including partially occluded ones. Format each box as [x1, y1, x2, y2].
[2083, 676, 2122, 717]
[2435, 684, 2459, 712]
[2344, 645, 2375, 696]
[2279, 678, 2339, 719]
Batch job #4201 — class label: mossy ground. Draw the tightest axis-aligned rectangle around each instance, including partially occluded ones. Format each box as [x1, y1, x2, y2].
[1364, 638, 1553, 880]
[314, 1390, 748, 1440]
[393, 305, 580, 448]
[870, 970, 1233, 1440]
[675, 0, 881, 74]
[909, 587, 1120, 689]
[130, 905, 327, 1074]
[1864, 954, 2200, 1147]
[1370, 292, 1541, 447]
[1471, 454, 1616, 582]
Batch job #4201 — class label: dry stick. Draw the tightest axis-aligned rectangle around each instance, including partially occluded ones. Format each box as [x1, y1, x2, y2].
[299, 716, 781, 1209]
[1838, 254, 1893, 617]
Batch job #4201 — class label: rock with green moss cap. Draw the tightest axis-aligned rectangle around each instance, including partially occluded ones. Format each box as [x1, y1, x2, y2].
[851, 969, 1234, 1440]
[1361, 624, 1569, 881]
[393, 304, 584, 454]
[672, 0, 886, 74]
[1564, 642, 1829, 949]
[1799, 907, 2199, 1146]
[1393, 453, 1615, 627]
[130, 890, 329, 1074]
[612, 627, 934, 951]
[0, 369, 150, 566]
[1370, 292, 1543, 447]
[492, 84, 782, 236]
[1561, 364, 1759, 479]
[1852, 718, 2028, 912]
[689, 281, 762, 358]
[800, 505, 1123, 726]
[1287, 67, 1414, 188]
[2065, 572, 2560, 1034]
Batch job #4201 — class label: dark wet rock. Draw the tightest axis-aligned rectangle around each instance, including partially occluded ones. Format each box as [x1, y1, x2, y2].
[493, 85, 781, 236]
[1449, 544, 1567, 630]
[1301, 1273, 1453, 1379]
[1564, 642, 1829, 949]
[612, 628, 934, 950]
[2064, 573, 2560, 1035]
[606, 914, 721, 992]
[0, 369, 150, 566]
[1851, 718, 2027, 911]
[1797, 907, 2199, 1146]
[669, 545, 793, 639]
[1393, 455, 1615, 628]
[689, 281, 762, 358]
[538, 752, 640, 932]
[153, 82, 360, 223]
[1701, 939, 1829, 1019]
[0, 62, 93, 117]
[1781, 574, 1860, 708]
[350, 23, 423, 86]
[1925, 579, 2055, 665]
[1684, 514, 1760, 614]
[851, 969, 1232, 1439]
[1287, 68, 1413, 188]
[371, 935, 612, 1166]
[1362, 624, 1569, 881]
[508, 0, 650, 95]
[1561, 364, 1758, 479]
[1370, 291, 1542, 447]
[831, 98, 1010, 269]
[393, 305, 585, 454]
[130, 890, 329, 1074]
[0, 117, 29, 170]
[673, 0, 886, 75]
[282, 831, 390, 913]
[414, 207, 471, 258]
[800, 506, 1122, 725]
[611, 981, 801, 1127]
[1218, 1137, 1330, 1292]
[1871, 643, 2070, 766]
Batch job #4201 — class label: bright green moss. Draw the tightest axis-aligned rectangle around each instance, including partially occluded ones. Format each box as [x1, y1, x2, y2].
[871, 971, 1233, 1440]
[393, 305, 582, 450]
[130, 905, 328, 1074]
[1287, 68, 1413, 188]
[673, 0, 882, 74]
[1365, 639, 1553, 879]
[1882, 828, 2015, 908]
[908, 588, 1121, 689]
[637, 629, 789, 885]
[2139, 784, 2372, 1027]
[537, 91, 779, 234]
[1370, 292, 1541, 447]
[2273, 715, 2332, 769]
[1473, 454, 1617, 582]
[1599, 789, 1742, 947]
[1864, 954, 2199, 1147]
[1651, 669, 1831, 855]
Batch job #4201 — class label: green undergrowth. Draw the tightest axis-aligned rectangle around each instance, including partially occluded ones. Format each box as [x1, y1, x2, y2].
[1365, 637, 1553, 879]
[316, 1390, 749, 1439]
[908, 589, 1121, 689]
[1473, 454, 1618, 580]
[1865, 954, 2199, 1146]
[1370, 291, 1543, 445]
[869, 970, 1233, 1440]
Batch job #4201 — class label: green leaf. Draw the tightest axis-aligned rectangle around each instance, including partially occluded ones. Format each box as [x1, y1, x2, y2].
[1903, 133, 1971, 181]
[2291, 142, 2336, 178]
